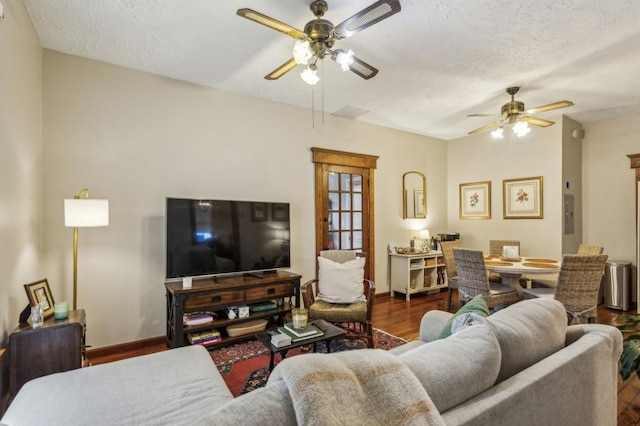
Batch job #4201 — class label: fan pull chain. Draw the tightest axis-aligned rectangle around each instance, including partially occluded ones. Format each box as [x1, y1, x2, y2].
[321, 59, 325, 125]
[311, 80, 315, 129]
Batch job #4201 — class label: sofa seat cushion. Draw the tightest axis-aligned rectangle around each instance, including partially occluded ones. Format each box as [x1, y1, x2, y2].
[309, 299, 367, 322]
[398, 325, 501, 413]
[486, 298, 567, 383]
[2, 345, 233, 426]
[197, 381, 297, 425]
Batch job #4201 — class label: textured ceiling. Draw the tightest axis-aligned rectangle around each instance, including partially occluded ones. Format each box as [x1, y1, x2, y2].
[21, 0, 640, 140]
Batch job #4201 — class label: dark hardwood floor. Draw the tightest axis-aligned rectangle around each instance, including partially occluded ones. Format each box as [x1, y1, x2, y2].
[87, 290, 640, 425]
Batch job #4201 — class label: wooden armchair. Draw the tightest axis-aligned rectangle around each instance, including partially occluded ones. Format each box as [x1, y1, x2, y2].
[301, 250, 375, 348]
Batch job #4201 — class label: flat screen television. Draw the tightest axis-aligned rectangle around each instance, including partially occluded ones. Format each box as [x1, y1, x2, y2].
[165, 198, 290, 280]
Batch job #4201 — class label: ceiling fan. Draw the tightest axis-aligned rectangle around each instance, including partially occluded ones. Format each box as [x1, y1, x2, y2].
[237, 0, 401, 84]
[468, 87, 574, 137]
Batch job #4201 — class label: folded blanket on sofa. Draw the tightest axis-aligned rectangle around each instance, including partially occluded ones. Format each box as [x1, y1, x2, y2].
[267, 348, 445, 426]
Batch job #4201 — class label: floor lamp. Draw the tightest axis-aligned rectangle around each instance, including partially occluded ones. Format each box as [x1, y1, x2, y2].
[64, 189, 109, 310]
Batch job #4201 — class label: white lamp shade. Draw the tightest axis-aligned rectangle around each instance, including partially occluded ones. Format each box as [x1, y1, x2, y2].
[419, 229, 430, 240]
[64, 199, 109, 227]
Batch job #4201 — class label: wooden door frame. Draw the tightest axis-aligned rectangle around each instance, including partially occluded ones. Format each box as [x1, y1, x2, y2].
[312, 147, 378, 282]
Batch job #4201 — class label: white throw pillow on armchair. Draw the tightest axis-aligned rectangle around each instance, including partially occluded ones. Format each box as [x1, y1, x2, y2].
[316, 256, 366, 304]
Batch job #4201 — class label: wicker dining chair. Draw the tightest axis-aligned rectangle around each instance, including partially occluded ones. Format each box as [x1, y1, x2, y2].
[489, 240, 521, 256]
[488, 240, 526, 284]
[532, 244, 604, 288]
[453, 247, 522, 310]
[522, 254, 608, 324]
[439, 240, 460, 311]
[577, 244, 604, 255]
[301, 250, 375, 348]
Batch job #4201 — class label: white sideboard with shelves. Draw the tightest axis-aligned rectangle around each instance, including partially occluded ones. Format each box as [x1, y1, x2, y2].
[389, 252, 447, 301]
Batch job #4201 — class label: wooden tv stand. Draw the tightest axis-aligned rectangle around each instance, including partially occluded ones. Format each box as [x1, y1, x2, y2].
[165, 271, 301, 349]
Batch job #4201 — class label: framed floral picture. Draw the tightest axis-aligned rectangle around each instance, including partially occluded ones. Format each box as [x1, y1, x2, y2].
[459, 181, 491, 219]
[503, 176, 543, 219]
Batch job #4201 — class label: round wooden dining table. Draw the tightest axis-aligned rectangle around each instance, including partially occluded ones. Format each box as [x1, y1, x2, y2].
[483, 255, 561, 292]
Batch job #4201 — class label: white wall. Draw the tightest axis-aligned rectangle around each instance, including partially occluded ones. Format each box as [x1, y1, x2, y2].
[41, 51, 448, 348]
[446, 122, 564, 258]
[0, 0, 43, 345]
[583, 113, 639, 301]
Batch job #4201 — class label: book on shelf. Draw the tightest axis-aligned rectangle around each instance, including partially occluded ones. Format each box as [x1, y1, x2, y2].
[192, 336, 222, 346]
[283, 322, 322, 337]
[183, 312, 214, 326]
[187, 329, 221, 344]
[251, 302, 278, 312]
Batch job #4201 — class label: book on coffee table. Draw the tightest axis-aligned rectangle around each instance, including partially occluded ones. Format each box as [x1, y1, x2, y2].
[278, 324, 324, 343]
[283, 322, 323, 337]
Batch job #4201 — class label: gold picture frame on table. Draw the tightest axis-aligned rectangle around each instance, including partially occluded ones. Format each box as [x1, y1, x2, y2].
[459, 181, 491, 219]
[24, 278, 56, 319]
[503, 176, 544, 219]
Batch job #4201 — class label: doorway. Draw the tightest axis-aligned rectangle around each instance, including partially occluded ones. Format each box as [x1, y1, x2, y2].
[312, 148, 378, 281]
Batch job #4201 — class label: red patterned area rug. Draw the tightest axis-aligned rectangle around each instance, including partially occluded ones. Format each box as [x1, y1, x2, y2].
[210, 328, 406, 396]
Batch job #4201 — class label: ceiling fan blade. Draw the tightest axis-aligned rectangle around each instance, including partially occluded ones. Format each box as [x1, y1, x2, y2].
[265, 58, 298, 80]
[525, 100, 574, 115]
[334, 0, 402, 39]
[522, 116, 555, 127]
[237, 8, 306, 39]
[340, 54, 379, 80]
[468, 113, 504, 118]
[468, 119, 505, 135]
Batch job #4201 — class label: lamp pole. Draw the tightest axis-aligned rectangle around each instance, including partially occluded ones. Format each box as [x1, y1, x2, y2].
[71, 189, 89, 310]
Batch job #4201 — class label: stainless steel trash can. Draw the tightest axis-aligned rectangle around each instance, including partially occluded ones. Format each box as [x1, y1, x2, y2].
[604, 260, 631, 310]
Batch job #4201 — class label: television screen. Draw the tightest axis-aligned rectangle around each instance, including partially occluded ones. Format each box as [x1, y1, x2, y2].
[166, 198, 290, 280]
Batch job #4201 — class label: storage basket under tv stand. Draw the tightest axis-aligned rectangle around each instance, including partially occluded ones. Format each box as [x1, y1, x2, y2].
[165, 271, 301, 349]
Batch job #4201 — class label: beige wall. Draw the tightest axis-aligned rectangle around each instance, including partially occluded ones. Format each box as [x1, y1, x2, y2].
[41, 51, 448, 348]
[583, 113, 639, 302]
[0, 0, 42, 346]
[446, 122, 564, 258]
[3, 6, 639, 350]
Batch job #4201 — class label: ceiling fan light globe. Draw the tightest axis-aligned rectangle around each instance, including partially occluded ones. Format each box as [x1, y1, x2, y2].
[293, 40, 313, 65]
[491, 127, 504, 139]
[300, 66, 319, 85]
[513, 121, 531, 137]
[336, 49, 354, 72]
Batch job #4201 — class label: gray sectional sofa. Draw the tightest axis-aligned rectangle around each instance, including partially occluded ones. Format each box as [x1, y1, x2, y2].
[1, 298, 621, 425]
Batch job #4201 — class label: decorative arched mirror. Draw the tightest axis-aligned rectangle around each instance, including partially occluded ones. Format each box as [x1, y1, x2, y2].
[402, 171, 427, 219]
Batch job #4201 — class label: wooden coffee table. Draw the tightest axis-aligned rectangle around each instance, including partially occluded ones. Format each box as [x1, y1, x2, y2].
[255, 319, 347, 371]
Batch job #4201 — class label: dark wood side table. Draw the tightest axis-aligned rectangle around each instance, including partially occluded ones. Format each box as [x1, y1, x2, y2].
[9, 309, 86, 398]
